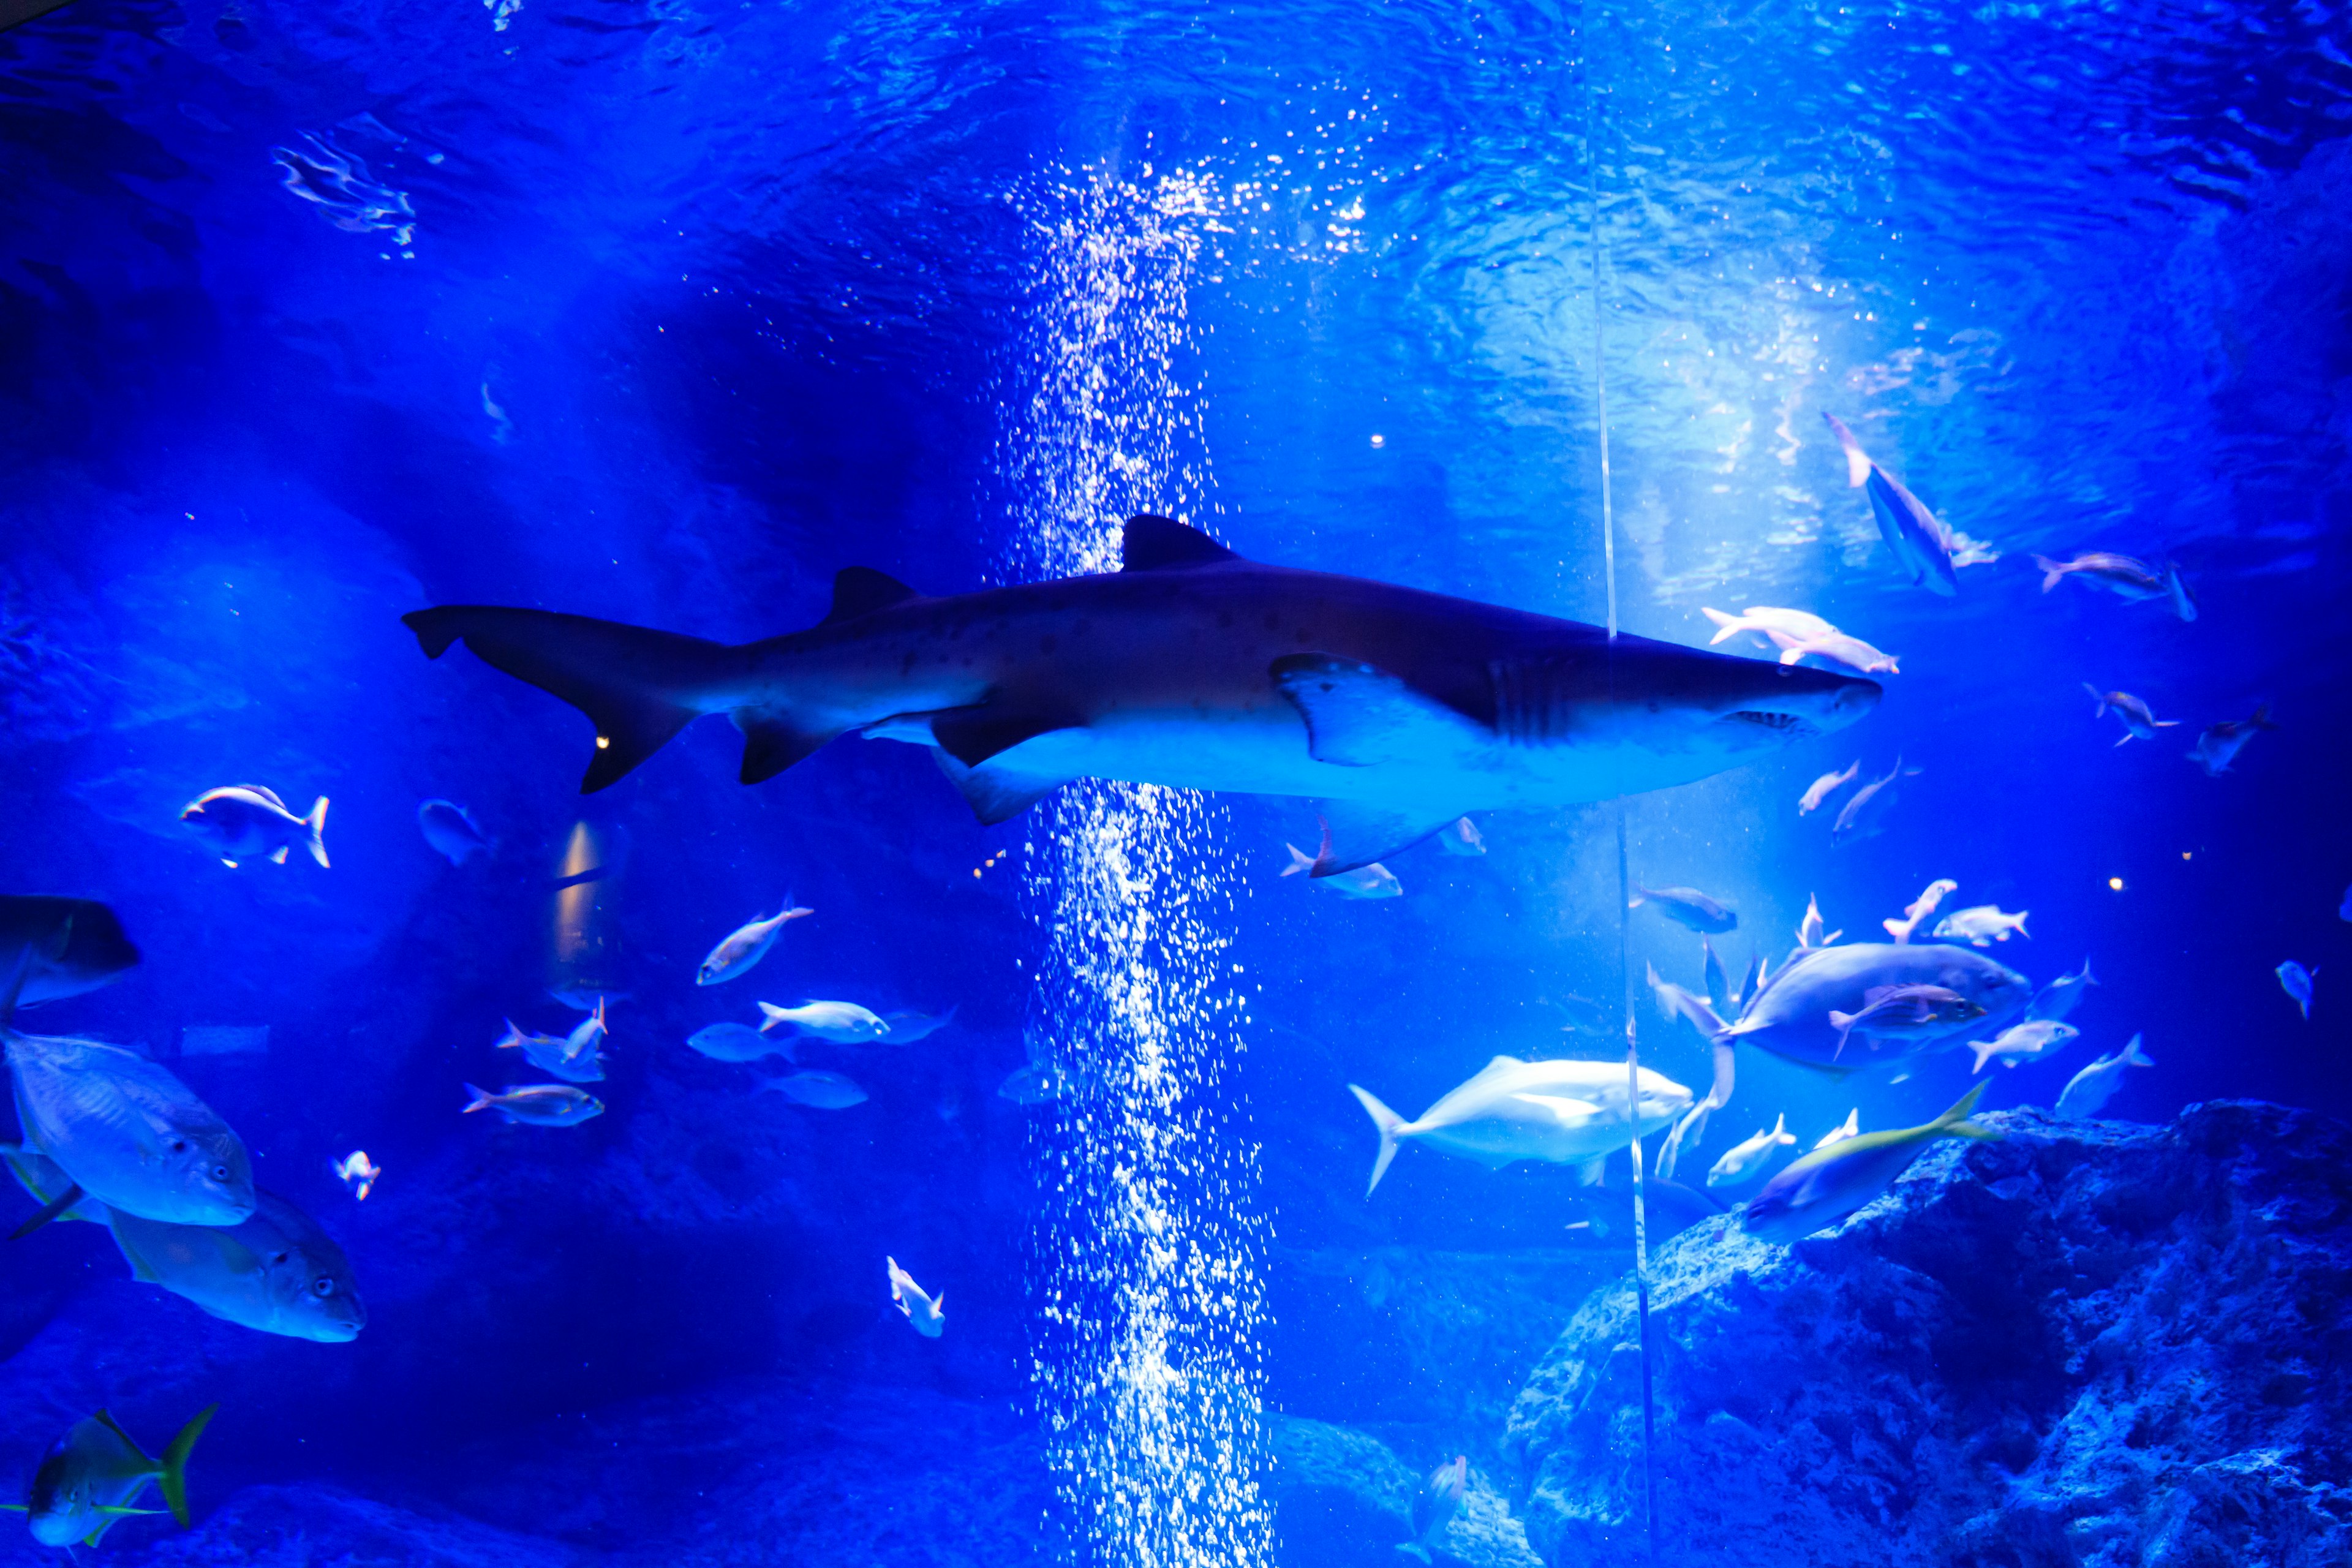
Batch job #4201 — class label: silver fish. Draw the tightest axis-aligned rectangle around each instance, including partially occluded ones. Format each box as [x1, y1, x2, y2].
[2031, 551, 2168, 601]
[1695, 942, 2031, 1073]
[1824, 415, 1959, 596]
[178, 785, 328, 869]
[18, 1406, 214, 1547]
[462, 1082, 603, 1126]
[416, 799, 491, 864]
[1349, 1055, 1692, 1194]
[2054, 1033, 2153, 1120]
[6, 1032, 255, 1226]
[996, 1060, 1074, 1106]
[1931, 905, 2030, 946]
[1629, 883, 1736, 934]
[1968, 1019, 2079, 1073]
[1831, 756, 1919, 846]
[1882, 878, 1958, 944]
[1798, 762, 1860, 815]
[1701, 606, 1836, 649]
[1770, 628, 1899, 676]
[887, 1256, 945, 1337]
[2188, 706, 2277, 776]
[756, 1000, 890, 1043]
[1438, 816, 1486, 856]
[2277, 961, 2315, 1020]
[2084, 687, 2179, 745]
[494, 1001, 608, 1084]
[696, 903, 814, 986]
[685, 1021, 795, 1063]
[879, 1006, 958, 1043]
[1283, 842, 1401, 899]
[1706, 1113, 1796, 1188]
[1744, 1084, 1997, 1243]
[108, 1189, 366, 1342]
[760, 1069, 868, 1109]
[1825, 984, 1984, 1058]
[2027, 959, 2097, 1022]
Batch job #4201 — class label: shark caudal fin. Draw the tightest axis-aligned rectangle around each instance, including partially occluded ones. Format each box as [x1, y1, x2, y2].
[1349, 1085, 1407, 1196]
[156, 1404, 217, 1527]
[303, 797, 331, 867]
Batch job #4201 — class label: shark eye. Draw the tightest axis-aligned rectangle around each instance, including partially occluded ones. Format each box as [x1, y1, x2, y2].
[312, 1277, 336, 1297]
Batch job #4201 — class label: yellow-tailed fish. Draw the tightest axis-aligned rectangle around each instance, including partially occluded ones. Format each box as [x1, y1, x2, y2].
[108, 1189, 366, 1342]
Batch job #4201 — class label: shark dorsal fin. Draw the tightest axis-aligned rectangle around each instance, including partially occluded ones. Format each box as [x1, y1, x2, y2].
[822, 567, 921, 626]
[1121, 515, 1237, 571]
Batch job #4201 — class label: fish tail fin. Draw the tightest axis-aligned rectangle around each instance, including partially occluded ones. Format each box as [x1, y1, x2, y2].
[403, 606, 761, 792]
[1348, 1084, 1407, 1197]
[1280, 843, 1313, 878]
[2122, 1032, 2153, 1068]
[1700, 607, 1745, 644]
[2084, 959, 2098, 986]
[495, 1020, 525, 1050]
[2016, 912, 2031, 939]
[157, 1403, 218, 1528]
[1626, 884, 1649, 908]
[2252, 703, 2278, 730]
[756, 1002, 790, 1033]
[462, 1083, 496, 1114]
[1822, 413, 1872, 488]
[2082, 684, 2107, 714]
[304, 797, 330, 867]
[1933, 1082, 2001, 1140]
[1967, 1039, 1998, 1074]
[2032, 554, 2067, 592]
[1776, 644, 1809, 666]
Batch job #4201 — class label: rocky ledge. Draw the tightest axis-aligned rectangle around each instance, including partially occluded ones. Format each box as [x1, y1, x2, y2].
[1504, 1102, 2352, 1568]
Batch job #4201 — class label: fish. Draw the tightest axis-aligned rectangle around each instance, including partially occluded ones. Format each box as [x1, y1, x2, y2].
[1348, 1055, 1693, 1195]
[1399, 1455, 1468, 1561]
[1825, 984, 1985, 1058]
[2083, 687, 2180, 745]
[330, 1150, 380, 1200]
[494, 1002, 608, 1084]
[2188, 705, 2278, 776]
[402, 515, 1882, 878]
[879, 1006, 958, 1043]
[1559, 1175, 1728, 1243]
[1795, 894, 1842, 951]
[1831, 756, 1919, 846]
[177, 785, 329, 869]
[1968, 1019, 2081, 1073]
[1283, 842, 1401, 899]
[696, 903, 815, 986]
[1700, 606, 1838, 649]
[1438, 816, 1486, 856]
[0, 897, 141, 1009]
[886, 1256, 945, 1338]
[5, 1032, 256, 1228]
[108, 1189, 367, 1342]
[756, 1000, 891, 1043]
[461, 1082, 604, 1126]
[1798, 762, 1860, 815]
[1770, 629, 1899, 676]
[996, 1061, 1074, 1106]
[7, 1406, 215, 1547]
[1550, 992, 1611, 1035]
[1744, 1084, 1999, 1244]
[1882, 878, 1958, 944]
[2054, 1033, 2154, 1120]
[1702, 938, 1731, 1014]
[1812, 1109, 1860, 1150]
[1706, 1113, 1796, 1187]
[1932, 905, 2030, 946]
[684, 1021, 796, 1064]
[0, 1141, 107, 1224]
[1692, 941, 2032, 1074]
[1646, 962, 1721, 1042]
[2030, 551, 2170, 601]
[760, 1069, 868, 1109]
[2027, 959, 2097, 1022]
[1628, 884, 1736, 934]
[415, 799, 491, 864]
[1823, 415, 1959, 596]
[2277, 961, 2315, 1021]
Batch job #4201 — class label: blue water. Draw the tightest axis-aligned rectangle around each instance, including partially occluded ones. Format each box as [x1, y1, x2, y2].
[2, 0, 2348, 1562]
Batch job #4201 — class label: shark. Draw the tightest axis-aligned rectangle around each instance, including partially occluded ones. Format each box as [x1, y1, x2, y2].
[402, 516, 1882, 874]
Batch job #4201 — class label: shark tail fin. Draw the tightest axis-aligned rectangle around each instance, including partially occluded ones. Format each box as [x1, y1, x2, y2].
[1932, 1082, 2000, 1141]
[303, 797, 330, 867]
[403, 607, 753, 793]
[1348, 1085, 1406, 1197]
[2122, 1033, 2153, 1068]
[157, 1404, 217, 1528]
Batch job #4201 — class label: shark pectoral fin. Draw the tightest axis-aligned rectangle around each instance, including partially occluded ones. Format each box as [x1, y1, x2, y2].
[1272, 654, 1485, 768]
[733, 710, 838, 785]
[930, 750, 1067, 826]
[1121, 514, 1238, 570]
[818, 567, 922, 625]
[929, 704, 1085, 769]
[1310, 800, 1463, 876]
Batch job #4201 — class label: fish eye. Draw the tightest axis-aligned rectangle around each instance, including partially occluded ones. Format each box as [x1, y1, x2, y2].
[211, 1164, 232, 1181]
[170, 1138, 190, 1153]
[312, 1277, 336, 1297]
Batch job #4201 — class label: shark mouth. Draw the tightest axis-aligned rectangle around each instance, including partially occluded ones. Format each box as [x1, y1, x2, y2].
[1717, 709, 1820, 739]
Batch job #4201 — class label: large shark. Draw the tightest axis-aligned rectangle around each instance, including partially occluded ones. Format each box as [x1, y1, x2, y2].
[402, 516, 1880, 873]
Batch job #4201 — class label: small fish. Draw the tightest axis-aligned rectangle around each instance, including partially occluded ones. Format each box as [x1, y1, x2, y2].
[1882, 878, 1958, 944]
[1812, 1109, 1860, 1151]
[997, 1061, 1072, 1106]
[2188, 705, 2278, 776]
[2031, 551, 2169, 601]
[1700, 606, 1837, 649]
[1438, 816, 1486, 856]
[1831, 758, 1920, 847]
[1771, 629, 1899, 676]
[1798, 762, 1860, 816]
[1282, 843, 1401, 899]
[1629, 884, 1736, 934]
[760, 1069, 868, 1109]
[1932, 905, 2030, 946]
[2054, 1033, 2154, 1120]
[330, 1150, 380, 1200]
[1399, 1455, 1468, 1560]
[1823, 415, 1959, 597]
[695, 903, 815, 986]
[1968, 1018, 2080, 1073]
[8, 1406, 216, 1547]
[2027, 959, 2097, 1022]
[178, 785, 329, 869]
[886, 1256, 945, 1337]
[2277, 961, 2315, 1020]
[415, 799, 491, 865]
[1826, 984, 1984, 1057]
[2084, 687, 2180, 745]
[1702, 938, 1731, 1014]
[4, 1032, 256, 1228]
[1745, 1084, 1999, 1244]
[684, 1020, 795, 1063]
[757, 1000, 891, 1043]
[495, 1001, 608, 1084]
[108, 1189, 366, 1342]
[462, 1083, 604, 1126]
[1706, 1114, 1796, 1188]
[1795, 894, 1842, 951]
[879, 1006, 958, 1043]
